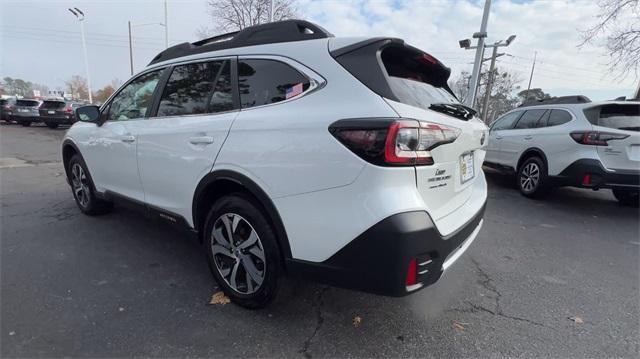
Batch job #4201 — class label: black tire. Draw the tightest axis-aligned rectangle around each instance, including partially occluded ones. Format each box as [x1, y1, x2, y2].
[204, 193, 281, 309]
[612, 189, 640, 207]
[20, 121, 31, 127]
[45, 122, 59, 129]
[517, 156, 549, 198]
[68, 154, 113, 215]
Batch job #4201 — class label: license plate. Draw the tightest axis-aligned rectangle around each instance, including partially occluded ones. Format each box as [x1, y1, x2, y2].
[48, 110, 55, 114]
[460, 152, 475, 183]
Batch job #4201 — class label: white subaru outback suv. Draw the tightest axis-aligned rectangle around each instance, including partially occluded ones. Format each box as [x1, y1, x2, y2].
[485, 96, 639, 205]
[63, 20, 489, 308]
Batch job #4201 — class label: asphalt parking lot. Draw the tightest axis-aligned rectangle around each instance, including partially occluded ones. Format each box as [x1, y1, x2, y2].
[1, 123, 638, 358]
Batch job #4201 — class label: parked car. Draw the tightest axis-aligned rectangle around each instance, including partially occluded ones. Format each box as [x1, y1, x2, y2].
[39, 100, 84, 128]
[62, 20, 489, 308]
[485, 96, 639, 206]
[9, 99, 42, 126]
[0, 97, 16, 122]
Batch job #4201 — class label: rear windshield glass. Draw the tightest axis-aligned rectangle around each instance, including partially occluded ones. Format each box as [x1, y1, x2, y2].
[41, 101, 66, 110]
[585, 104, 640, 132]
[381, 46, 459, 110]
[16, 100, 39, 107]
[0, 100, 7, 106]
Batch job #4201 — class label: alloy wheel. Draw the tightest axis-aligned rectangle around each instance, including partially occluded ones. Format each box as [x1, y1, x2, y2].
[71, 163, 90, 208]
[520, 162, 540, 193]
[211, 213, 266, 294]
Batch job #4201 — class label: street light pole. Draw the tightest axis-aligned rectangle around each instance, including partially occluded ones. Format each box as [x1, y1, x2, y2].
[270, 0, 274, 22]
[481, 45, 499, 123]
[527, 51, 537, 92]
[128, 21, 134, 76]
[68, 8, 93, 103]
[465, 0, 491, 108]
[164, 0, 169, 48]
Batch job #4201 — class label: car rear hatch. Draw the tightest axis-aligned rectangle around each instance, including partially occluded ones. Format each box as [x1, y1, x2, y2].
[39, 100, 68, 117]
[15, 99, 40, 115]
[331, 39, 488, 223]
[583, 102, 640, 172]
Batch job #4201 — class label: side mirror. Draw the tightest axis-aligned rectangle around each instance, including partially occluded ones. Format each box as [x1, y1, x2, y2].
[75, 105, 100, 124]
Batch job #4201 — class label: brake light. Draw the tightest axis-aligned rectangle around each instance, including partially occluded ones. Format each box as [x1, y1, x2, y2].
[330, 119, 460, 166]
[64, 106, 73, 113]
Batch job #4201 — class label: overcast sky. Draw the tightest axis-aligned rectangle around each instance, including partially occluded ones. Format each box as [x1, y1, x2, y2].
[1, 0, 637, 100]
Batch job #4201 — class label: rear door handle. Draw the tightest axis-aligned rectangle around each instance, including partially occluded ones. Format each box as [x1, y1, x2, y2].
[524, 135, 533, 140]
[121, 135, 136, 143]
[189, 136, 214, 145]
[495, 136, 503, 140]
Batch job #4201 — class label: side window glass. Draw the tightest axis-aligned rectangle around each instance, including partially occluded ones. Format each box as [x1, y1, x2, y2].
[108, 70, 163, 122]
[238, 59, 310, 109]
[491, 111, 522, 131]
[547, 110, 572, 126]
[514, 109, 547, 129]
[209, 61, 234, 113]
[157, 61, 223, 117]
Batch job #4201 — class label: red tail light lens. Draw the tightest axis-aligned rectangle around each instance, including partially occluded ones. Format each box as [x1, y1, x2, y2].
[570, 131, 629, 146]
[330, 118, 460, 166]
[406, 258, 418, 286]
[64, 106, 73, 113]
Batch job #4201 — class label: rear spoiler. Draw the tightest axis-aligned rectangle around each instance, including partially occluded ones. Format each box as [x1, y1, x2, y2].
[330, 38, 455, 102]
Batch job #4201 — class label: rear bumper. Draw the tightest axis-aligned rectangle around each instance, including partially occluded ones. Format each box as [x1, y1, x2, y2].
[9, 113, 39, 121]
[40, 116, 75, 124]
[552, 159, 640, 190]
[286, 202, 486, 296]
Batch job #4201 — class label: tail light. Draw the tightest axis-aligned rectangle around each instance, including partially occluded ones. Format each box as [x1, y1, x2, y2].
[405, 258, 417, 286]
[570, 131, 629, 146]
[330, 119, 460, 166]
[64, 106, 73, 113]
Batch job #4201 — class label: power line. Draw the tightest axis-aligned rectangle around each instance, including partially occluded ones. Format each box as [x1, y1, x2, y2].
[0, 32, 162, 51]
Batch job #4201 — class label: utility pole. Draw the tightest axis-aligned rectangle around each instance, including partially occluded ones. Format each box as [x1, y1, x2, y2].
[464, 0, 491, 108]
[164, 0, 169, 48]
[128, 21, 134, 76]
[527, 51, 537, 92]
[68, 8, 92, 103]
[481, 45, 500, 123]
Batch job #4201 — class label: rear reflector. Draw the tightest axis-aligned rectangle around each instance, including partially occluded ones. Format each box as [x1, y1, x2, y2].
[406, 258, 418, 286]
[582, 174, 591, 186]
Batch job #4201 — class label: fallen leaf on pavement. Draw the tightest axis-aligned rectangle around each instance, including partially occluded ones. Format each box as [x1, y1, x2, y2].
[352, 316, 362, 327]
[568, 316, 584, 324]
[210, 291, 230, 305]
[453, 321, 466, 331]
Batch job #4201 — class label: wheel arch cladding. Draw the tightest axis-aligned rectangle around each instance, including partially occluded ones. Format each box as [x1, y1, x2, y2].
[517, 148, 548, 172]
[62, 140, 79, 181]
[192, 170, 292, 263]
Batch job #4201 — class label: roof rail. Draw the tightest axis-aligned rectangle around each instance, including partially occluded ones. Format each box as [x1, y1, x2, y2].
[148, 19, 333, 66]
[519, 95, 591, 107]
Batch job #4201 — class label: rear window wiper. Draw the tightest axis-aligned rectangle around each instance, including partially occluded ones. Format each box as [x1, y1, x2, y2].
[429, 103, 477, 121]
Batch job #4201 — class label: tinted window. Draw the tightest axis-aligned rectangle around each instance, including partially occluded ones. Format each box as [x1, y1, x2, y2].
[381, 46, 460, 111]
[515, 109, 547, 129]
[16, 100, 39, 107]
[546, 110, 572, 127]
[157, 61, 228, 117]
[491, 111, 522, 131]
[597, 104, 640, 131]
[41, 101, 65, 110]
[238, 59, 310, 109]
[108, 70, 163, 122]
[209, 61, 233, 113]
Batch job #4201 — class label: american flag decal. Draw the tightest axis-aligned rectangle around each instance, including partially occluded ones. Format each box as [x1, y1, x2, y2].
[285, 83, 304, 99]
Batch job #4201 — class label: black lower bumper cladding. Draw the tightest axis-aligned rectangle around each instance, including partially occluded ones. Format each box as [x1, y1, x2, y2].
[286, 203, 486, 296]
[554, 159, 640, 190]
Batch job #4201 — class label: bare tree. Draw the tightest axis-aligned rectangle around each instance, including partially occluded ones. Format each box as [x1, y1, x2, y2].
[450, 68, 523, 124]
[65, 75, 89, 101]
[198, 0, 299, 38]
[581, 0, 640, 78]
